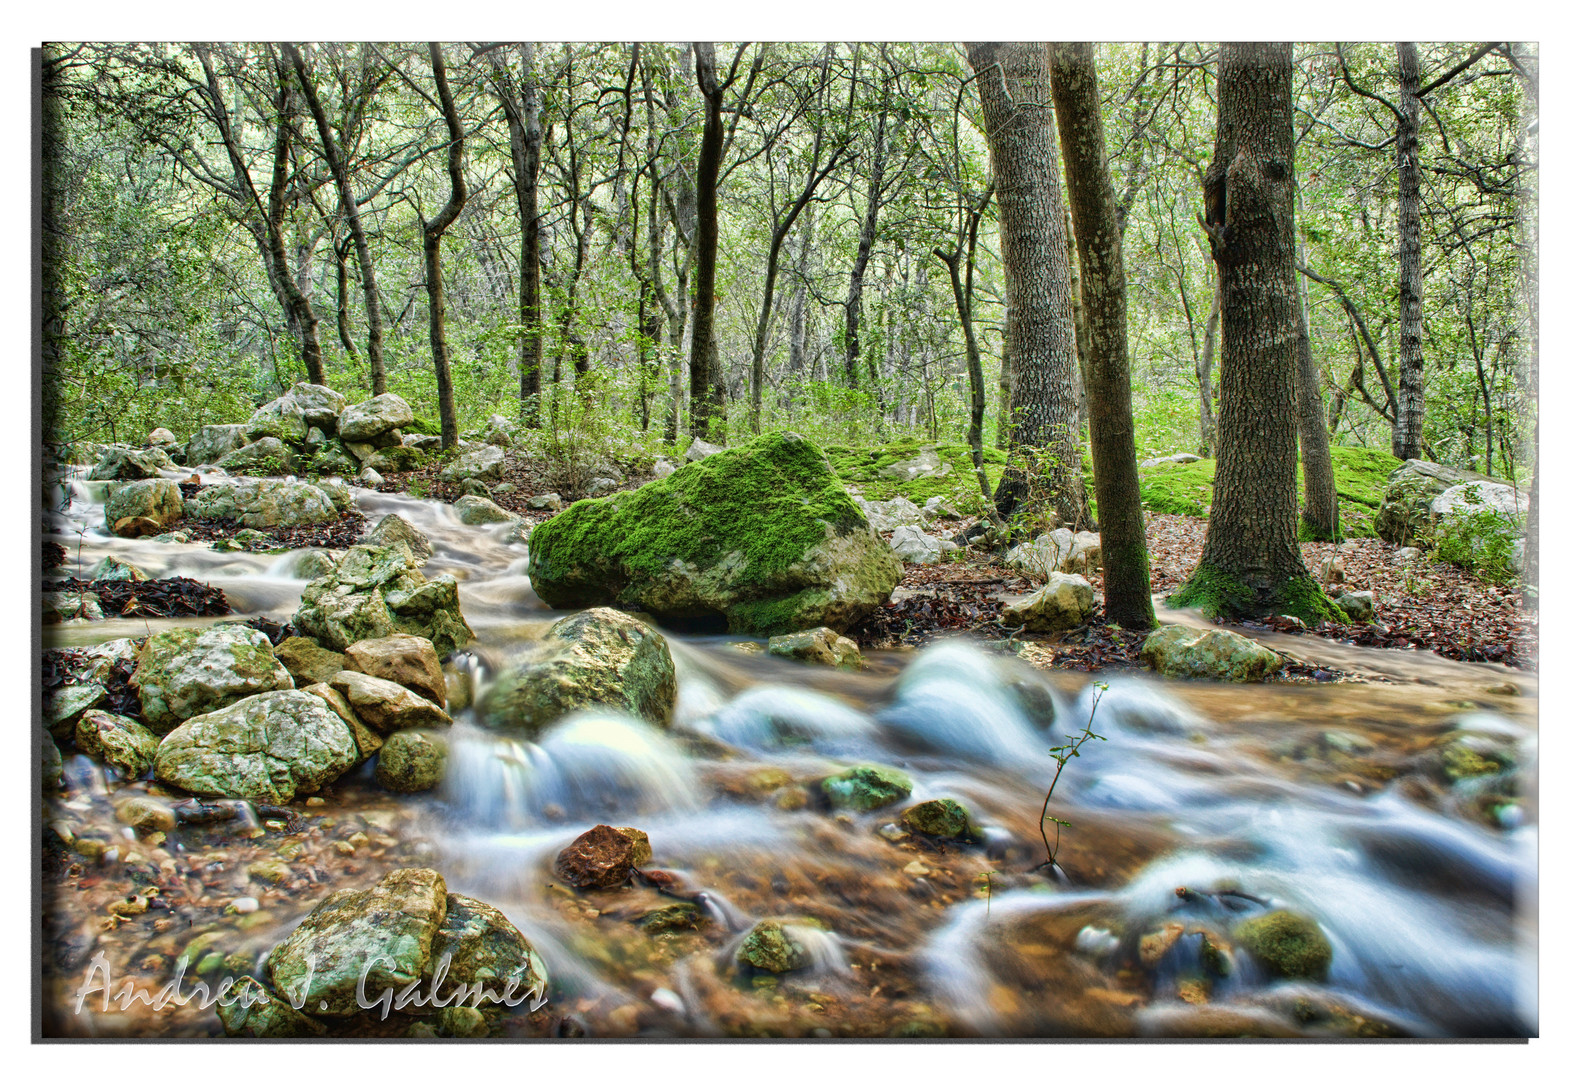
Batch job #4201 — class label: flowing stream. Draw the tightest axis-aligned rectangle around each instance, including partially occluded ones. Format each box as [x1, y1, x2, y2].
[42, 473, 1538, 1038]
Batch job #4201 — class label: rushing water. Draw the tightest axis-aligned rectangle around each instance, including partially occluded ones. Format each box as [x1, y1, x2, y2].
[41, 470, 1538, 1038]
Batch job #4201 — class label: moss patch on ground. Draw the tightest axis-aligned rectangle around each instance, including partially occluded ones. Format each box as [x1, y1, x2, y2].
[823, 437, 1007, 510]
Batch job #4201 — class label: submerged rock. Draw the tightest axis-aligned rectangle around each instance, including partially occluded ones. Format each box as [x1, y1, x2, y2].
[553, 824, 651, 889]
[767, 626, 863, 670]
[132, 623, 295, 735]
[1233, 910, 1332, 982]
[477, 607, 675, 738]
[1141, 625, 1282, 683]
[820, 764, 912, 811]
[376, 729, 448, 793]
[736, 920, 812, 974]
[526, 432, 901, 635]
[293, 543, 473, 657]
[154, 688, 358, 802]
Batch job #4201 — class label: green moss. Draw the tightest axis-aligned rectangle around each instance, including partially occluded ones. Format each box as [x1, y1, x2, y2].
[1274, 574, 1349, 626]
[1169, 565, 1348, 625]
[1233, 910, 1333, 982]
[1138, 457, 1217, 516]
[823, 438, 1007, 509]
[820, 764, 912, 811]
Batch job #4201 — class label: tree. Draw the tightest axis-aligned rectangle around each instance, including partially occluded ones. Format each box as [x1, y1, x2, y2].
[1171, 41, 1338, 623]
[421, 41, 469, 450]
[1047, 41, 1154, 628]
[966, 41, 1089, 530]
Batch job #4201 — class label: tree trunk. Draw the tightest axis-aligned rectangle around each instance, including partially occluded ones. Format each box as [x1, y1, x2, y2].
[845, 94, 888, 393]
[1048, 41, 1154, 628]
[1293, 187, 1340, 540]
[286, 43, 384, 393]
[1172, 42, 1335, 623]
[1394, 41, 1426, 461]
[688, 42, 728, 442]
[423, 42, 468, 451]
[967, 41, 1089, 530]
[265, 59, 325, 385]
[1195, 254, 1220, 457]
[491, 43, 544, 426]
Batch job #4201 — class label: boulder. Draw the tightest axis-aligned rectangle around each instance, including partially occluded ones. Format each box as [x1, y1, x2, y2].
[362, 445, 426, 474]
[525, 493, 563, 512]
[455, 495, 520, 526]
[44, 682, 105, 738]
[300, 682, 384, 761]
[477, 607, 675, 738]
[821, 764, 912, 811]
[216, 437, 291, 477]
[154, 688, 359, 801]
[856, 495, 926, 532]
[366, 513, 433, 562]
[1000, 573, 1094, 633]
[461, 478, 490, 499]
[185, 477, 340, 529]
[88, 446, 172, 481]
[147, 427, 179, 448]
[1141, 625, 1282, 683]
[1140, 452, 1203, 468]
[767, 627, 863, 670]
[882, 447, 952, 482]
[314, 477, 354, 512]
[218, 976, 327, 1038]
[103, 478, 183, 532]
[588, 477, 620, 496]
[328, 670, 452, 733]
[1430, 481, 1528, 524]
[684, 437, 725, 462]
[440, 445, 506, 483]
[653, 460, 677, 479]
[1006, 528, 1102, 582]
[91, 555, 149, 583]
[345, 633, 446, 707]
[185, 425, 248, 466]
[553, 824, 650, 889]
[922, 496, 961, 522]
[484, 414, 516, 447]
[1336, 591, 1375, 623]
[132, 624, 295, 735]
[736, 920, 812, 974]
[337, 393, 414, 443]
[1233, 910, 1332, 982]
[294, 543, 473, 657]
[376, 730, 448, 792]
[273, 636, 348, 687]
[74, 709, 160, 778]
[358, 467, 385, 486]
[1374, 459, 1513, 546]
[111, 516, 166, 539]
[429, 892, 549, 999]
[901, 798, 980, 841]
[43, 591, 102, 623]
[526, 432, 901, 635]
[889, 524, 957, 565]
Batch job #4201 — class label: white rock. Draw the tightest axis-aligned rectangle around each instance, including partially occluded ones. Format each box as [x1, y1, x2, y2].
[889, 525, 957, 565]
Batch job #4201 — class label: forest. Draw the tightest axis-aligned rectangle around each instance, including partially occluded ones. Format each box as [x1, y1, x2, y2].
[38, 41, 1539, 1042]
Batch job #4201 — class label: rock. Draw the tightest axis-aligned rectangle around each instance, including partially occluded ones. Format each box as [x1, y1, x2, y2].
[901, 798, 978, 840]
[147, 427, 179, 448]
[1001, 573, 1094, 633]
[273, 636, 347, 687]
[43, 590, 103, 623]
[185, 477, 340, 528]
[821, 764, 912, 811]
[376, 730, 448, 792]
[44, 683, 106, 738]
[588, 477, 620, 495]
[493, 483, 516, 495]
[103, 478, 183, 532]
[460, 478, 490, 498]
[299, 683, 384, 761]
[405, 433, 442, 453]
[922, 496, 961, 522]
[154, 688, 359, 801]
[75, 710, 159, 778]
[554, 824, 649, 888]
[185, 424, 249, 466]
[88, 446, 172, 481]
[440, 445, 506, 483]
[1392, 546, 1423, 565]
[455, 495, 520, 526]
[525, 493, 563, 512]
[881, 447, 952, 482]
[1374, 459, 1514, 546]
[856, 495, 926, 532]
[736, 920, 811, 974]
[345, 633, 446, 707]
[328, 670, 452, 733]
[153, 530, 191, 544]
[1319, 555, 1344, 585]
[653, 460, 676, 479]
[430, 891, 549, 1004]
[366, 513, 434, 562]
[639, 903, 705, 933]
[1335, 591, 1375, 623]
[890, 524, 959, 565]
[359, 467, 383, 486]
[1141, 625, 1282, 683]
[684, 436, 725, 462]
[132, 624, 295, 735]
[291, 549, 342, 580]
[362, 445, 426, 474]
[440, 1006, 488, 1038]
[1068, 531, 1104, 574]
[1140, 452, 1202, 468]
[1006, 528, 1102, 581]
[314, 477, 354, 512]
[42, 738, 63, 791]
[217, 976, 327, 1037]
[767, 627, 864, 670]
[337, 393, 414, 443]
[294, 543, 473, 657]
[477, 607, 675, 738]
[484, 413, 516, 448]
[216, 437, 291, 477]
[527, 433, 901, 636]
[114, 793, 176, 832]
[1233, 910, 1332, 981]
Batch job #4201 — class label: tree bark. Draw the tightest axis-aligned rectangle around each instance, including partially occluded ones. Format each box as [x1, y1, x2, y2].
[488, 43, 544, 426]
[1197, 259, 1220, 456]
[1394, 41, 1426, 461]
[265, 55, 325, 385]
[1172, 41, 1334, 623]
[423, 42, 468, 451]
[1293, 186, 1340, 539]
[844, 77, 889, 396]
[688, 42, 729, 442]
[967, 41, 1089, 530]
[1048, 41, 1154, 628]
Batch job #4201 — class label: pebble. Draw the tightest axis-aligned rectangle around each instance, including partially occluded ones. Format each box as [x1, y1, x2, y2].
[877, 823, 907, 843]
[651, 988, 685, 1014]
[225, 897, 260, 915]
[902, 860, 930, 877]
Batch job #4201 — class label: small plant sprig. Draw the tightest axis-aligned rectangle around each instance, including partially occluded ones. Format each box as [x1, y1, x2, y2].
[1037, 681, 1108, 878]
[976, 868, 999, 920]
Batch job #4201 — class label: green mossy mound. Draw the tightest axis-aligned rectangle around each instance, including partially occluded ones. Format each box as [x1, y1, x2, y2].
[821, 764, 913, 811]
[526, 432, 900, 635]
[1233, 910, 1333, 982]
[824, 437, 1008, 508]
[1168, 565, 1347, 626]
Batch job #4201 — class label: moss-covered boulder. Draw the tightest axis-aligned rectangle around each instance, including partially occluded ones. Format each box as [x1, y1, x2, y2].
[131, 624, 295, 735]
[217, 437, 291, 477]
[186, 477, 340, 529]
[103, 478, 183, 532]
[185, 424, 248, 467]
[88, 445, 172, 481]
[376, 729, 448, 792]
[901, 798, 981, 841]
[1374, 458, 1509, 546]
[1233, 910, 1333, 981]
[75, 709, 160, 779]
[1000, 573, 1094, 633]
[736, 920, 812, 974]
[218, 976, 328, 1038]
[153, 688, 358, 801]
[767, 626, 864, 670]
[366, 513, 434, 562]
[821, 764, 913, 811]
[1141, 625, 1282, 683]
[525, 431, 901, 636]
[293, 543, 473, 657]
[477, 607, 676, 739]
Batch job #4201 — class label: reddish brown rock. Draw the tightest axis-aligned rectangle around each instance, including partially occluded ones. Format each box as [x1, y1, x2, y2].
[553, 824, 650, 889]
[113, 516, 164, 539]
[345, 633, 446, 707]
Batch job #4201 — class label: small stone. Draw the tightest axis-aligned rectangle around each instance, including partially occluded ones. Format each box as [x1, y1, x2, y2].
[900, 798, 977, 840]
[226, 897, 261, 915]
[440, 1005, 488, 1038]
[554, 824, 647, 889]
[820, 764, 912, 811]
[247, 859, 290, 886]
[902, 860, 930, 877]
[877, 823, 907, 843]
[736, 920, 811, 974]
[114, 795, 176, 833]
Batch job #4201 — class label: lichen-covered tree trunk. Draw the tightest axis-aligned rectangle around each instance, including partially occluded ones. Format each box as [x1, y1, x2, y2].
[1048, 42, 1154, 628]
[1171, 42, 1337, 624]
[1197, 264, 1220, 457]
[967, 41, 1089, 530]
[1393, 41, 1426, 461]
[688, 42, 729, 443]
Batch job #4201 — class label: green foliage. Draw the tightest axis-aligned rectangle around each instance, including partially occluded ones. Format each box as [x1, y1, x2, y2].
[1432, 494, 1523, 583]
[823, 437, 1007, 511]
[1039, 682, 1108, 876]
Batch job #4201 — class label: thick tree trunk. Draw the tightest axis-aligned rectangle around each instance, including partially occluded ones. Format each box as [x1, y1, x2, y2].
[423, 42, 468, 451]
[967, 41, 1089, 530]
[1394, 41, 1426, 461]
[688, 43, 728, 442]
[287, 43, 384, 393]
[1048, 41, 1154, 628]
[1172, 42, 1335, 623]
